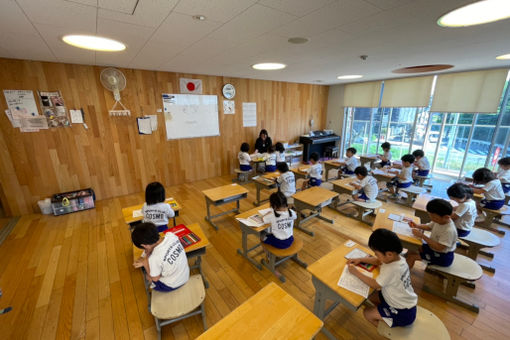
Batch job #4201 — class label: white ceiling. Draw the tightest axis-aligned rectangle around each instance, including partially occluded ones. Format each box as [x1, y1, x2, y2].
[1, 0, 510, 84]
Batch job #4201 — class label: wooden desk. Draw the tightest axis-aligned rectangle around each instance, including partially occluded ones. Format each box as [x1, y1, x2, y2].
[252, 172, 280, 206]
[292, 187, 339, 236]
[392, 160, 402, 169]
[307, 242, 379, 339]
[331, 177, 357, 196]
[196, 282, 323, 340]
[235, 203, 271, 269]
[324, 159, 345, 180]
[291, 164, 311, 180]
[372, 208, 421, 251]
[133, 222, 210, 287]
[202, 184, 249, 230]
[371, 168, 398, 183]
[360, 154, 378, 170]
[411, 193, 458, 224]
[122, 198, 181, 227]
[252, 156, 266, 173]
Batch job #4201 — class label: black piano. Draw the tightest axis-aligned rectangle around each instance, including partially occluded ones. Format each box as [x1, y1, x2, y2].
[299, 131, 341, 162]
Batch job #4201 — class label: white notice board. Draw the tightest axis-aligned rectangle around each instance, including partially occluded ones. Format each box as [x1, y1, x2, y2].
[162, 94, 219, 140]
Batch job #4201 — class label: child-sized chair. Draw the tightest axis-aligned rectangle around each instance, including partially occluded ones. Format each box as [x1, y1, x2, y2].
[352, 200, 382, 225]
[458, 228, 500, 273]
[260, 237, 307, 283]
[399, 186, 427, 205]
[234, 168, 252, 183]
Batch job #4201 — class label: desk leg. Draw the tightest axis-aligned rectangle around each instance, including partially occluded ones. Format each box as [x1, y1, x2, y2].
[317, 207, 334, 224]
[193, 255, 209, 288]
[204, 197, 218, 230]
[173, 216, 176, 227]
[254, 182, 262, 206]
[311, 276, 340, 340]
[236, 225, 263, 269]
[235, 199, 240, 214]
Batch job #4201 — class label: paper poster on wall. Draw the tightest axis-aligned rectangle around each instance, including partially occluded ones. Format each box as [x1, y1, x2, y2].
[38, 91, 70, 127]
[242, 102, 257, 127]
[3, 90, 39, 117]
[223, 100, 235, 114]
[162, 94, 219, 140]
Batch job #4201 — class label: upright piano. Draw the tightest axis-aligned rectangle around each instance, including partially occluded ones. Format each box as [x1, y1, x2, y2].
[299, 131, 341, 162]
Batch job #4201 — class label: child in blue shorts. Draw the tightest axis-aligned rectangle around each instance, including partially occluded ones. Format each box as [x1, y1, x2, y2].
[377, 142, 392, 167]
[412, 150, 430, 177]
[471, 167, 505, 210]
[347, 229, 417, 328]
[351, 166, 378, 202]
[387, 154, 415, 198]
[260, 192, 296, 249]
[238, 142, 252, 172]
[338, 147, 359, 175]
[302, 152, 323, 189]
[406, 199, 457, 268]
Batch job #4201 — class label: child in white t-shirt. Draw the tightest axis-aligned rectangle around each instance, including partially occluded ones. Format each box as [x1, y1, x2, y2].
[261, 192, 296, 249]
[497, 157, 510, 193]
[142, 182, 175, 232]
[351, 166, 378, 202]
[276, 162, 296, 205]
[339, 147, 360, 175]
[302, 152, 323, 189]
[348, 229, 417, 328]
[387, 154, 415, 198]
[238, 142, 252, 172]
[132, 223, 190, 292]
[447, 183, 477, 238]
[471, 167, 505, 210]
[412, 150, 430, 177]
[264, 146, 277, 173]
[275, 142, 286, 165]
[377, 142, 392, 167]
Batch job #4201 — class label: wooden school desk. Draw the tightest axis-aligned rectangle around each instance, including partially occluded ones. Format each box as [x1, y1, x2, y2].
[412, 193, 458, 224]
[122, 197, 181, 228]
[252, 171, 280, 206]
[371, 168, 398, 183]
[252, 157, 266, 173]
[235, 203, 271, 269]
[133, 222, 210, 288]
[360, 154, 378, 169]
[331, 177, 357, 196]
[372, 208, 421, 252]
[292, 187, 339, 236]
[202, 183, 249, 230]
[307, 242, 380, 340]
[196, 282, 323, 340]
[324, 159, 344, 180]
[291, 164, 311, 180]
[392, 160, 403, 169]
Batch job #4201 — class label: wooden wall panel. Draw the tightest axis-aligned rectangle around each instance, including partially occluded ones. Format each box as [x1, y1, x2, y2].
[0, 58, 328, 215]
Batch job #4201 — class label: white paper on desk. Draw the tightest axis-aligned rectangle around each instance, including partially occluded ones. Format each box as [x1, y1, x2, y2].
[132, 209, 143, 218]
[393, 221, 414, 237]
[388, 213, 403, 222]
[21, 116, 48, 130]
[69, 109, 84, 124]
[337, 266, 372, 298]
[137, 117, 152, 134]
[236, 217, 264, 228]
[345, 248, 369, 259]
[258, 208, 272, 215]
[146, 115, 158, 131]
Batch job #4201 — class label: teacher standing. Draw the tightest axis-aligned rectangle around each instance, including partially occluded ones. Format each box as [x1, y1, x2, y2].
[254, 129, 272, 153]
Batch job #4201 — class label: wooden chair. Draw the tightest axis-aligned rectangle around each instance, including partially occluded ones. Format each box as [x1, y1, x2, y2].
[458, 228, 500, 273]
[423, 254, 483, 313]
[233, 168, 252, 183]
[261, 237, 307, 282]
[352, 200, 382, 225]
[415, 175, 432, 191]
[148, 275, 207, 340]
[377, 306, 450, 340]
[476, 206, 509, 235]
[399, 186, 427, 205]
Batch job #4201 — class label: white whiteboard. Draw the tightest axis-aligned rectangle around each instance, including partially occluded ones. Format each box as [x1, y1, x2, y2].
[162, 94, 219, 140]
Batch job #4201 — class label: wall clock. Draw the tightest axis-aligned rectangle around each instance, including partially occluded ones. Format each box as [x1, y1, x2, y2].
[222, 83, 236, 99]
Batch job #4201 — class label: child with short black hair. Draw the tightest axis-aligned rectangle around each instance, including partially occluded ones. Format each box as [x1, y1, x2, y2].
[276, 162, 296, 204]
[238, 142, 252, 172]
[347, 229, 417, 328]
[261, 192, 296, 249]
[302, 152, 323, 189]
[412, 150, 430, 177]
[471, 167, 505, 210]
[142, 182, 175, 232]
[339, 147, 360, 175]
[497, 157, 510, 193]
[378, 142, 392, 167]
[351, 166, 378, 202]
[275, 142, 286, 165]
[265, 146, 277, 172]
[132, 222, 190, 292]
[387, 154, 415, 198]
[447, 183, 476, 237]
[406, 199, 457, 268]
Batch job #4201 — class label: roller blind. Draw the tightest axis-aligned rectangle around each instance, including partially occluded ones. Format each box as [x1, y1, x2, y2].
[431, 69, 508, 113]
[343, 81, 382, 107]
[381, 76, 434, 107]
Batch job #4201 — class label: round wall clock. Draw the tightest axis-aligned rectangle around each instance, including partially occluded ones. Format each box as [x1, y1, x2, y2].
[222, 83, 236, 99]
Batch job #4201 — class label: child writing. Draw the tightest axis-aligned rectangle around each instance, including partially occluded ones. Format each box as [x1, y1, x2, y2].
[447, 183, 476, 237]
[471, 167, 505, 210]
[302, 152, 323, 189]
[412, 150, 430, 177]
[351, 166, 378, 202]
[132, 222, 190, 292]
[406, 199, 457, 268]
[142, 182, 175, 232]
[238, 142, 252, 172]
[377, 142, 392, 167]
[497, 157, 510, 193]
[347, 229, 417, 328]
[275, 142, 286, 165]
[265, 146, 277, 172]
[387, 154, 415, 198]
[261, 192, 296, 249]
[276, 162, 296, 205]
[339, 147, 360, 175]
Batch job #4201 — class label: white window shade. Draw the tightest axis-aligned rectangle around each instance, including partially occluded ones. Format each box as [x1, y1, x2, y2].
[431, 69, 508, 113]
[381, 76, 434, 107]
[343, 81, 382, 107]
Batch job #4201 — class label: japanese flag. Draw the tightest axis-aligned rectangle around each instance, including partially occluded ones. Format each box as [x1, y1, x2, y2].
[180, 78, 203, 94]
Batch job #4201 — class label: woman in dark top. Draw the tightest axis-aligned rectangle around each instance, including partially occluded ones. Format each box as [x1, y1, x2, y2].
[254, 129, 272, 154]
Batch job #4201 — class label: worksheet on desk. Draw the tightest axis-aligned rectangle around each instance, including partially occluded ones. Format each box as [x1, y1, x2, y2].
[337, 266, 372, 298]
[393, 221, 414, 237]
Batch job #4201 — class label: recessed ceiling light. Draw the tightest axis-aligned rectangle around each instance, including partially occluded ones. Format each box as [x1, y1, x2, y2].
[288, 37, 309, 44]
[437, 0, 510, 27]
[392, 64, 454, 74]
[337, 75, 363, 80]
[62, 35, 126, 51]
[192, 15, 206, 21]
[496, 53, 510, 60]
[252, 63, 286, 70]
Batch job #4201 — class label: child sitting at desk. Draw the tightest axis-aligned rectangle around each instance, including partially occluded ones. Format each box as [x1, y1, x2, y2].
[132, 222, 190, 292]
[412, 150, 430, 178]
[275, 142, 286, 166]
[238, 142, 252, 172]
[471, 167, 505, 210]
[338, 147, 359, 175]
[377, 142, 392, 167]
[351, 166, 378, 202]
[265, 146, 277, 173]
[386, 154, 415, 198]
[406, 199, 457, 268]
[497, 157, 510, 193]
[261, 192, 296, 249]
[276, 162, 296, 205]
[302, 152, 323, 189]
[447, 183, 476, 237]
[142, 182, 175, 232]
[347, 229, 417, 328]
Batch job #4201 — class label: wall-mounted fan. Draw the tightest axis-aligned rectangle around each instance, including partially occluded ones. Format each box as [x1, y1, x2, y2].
[100, 67, 130, 116]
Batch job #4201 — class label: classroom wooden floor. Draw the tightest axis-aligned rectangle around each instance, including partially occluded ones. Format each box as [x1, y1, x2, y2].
[0, 175, 509, 340]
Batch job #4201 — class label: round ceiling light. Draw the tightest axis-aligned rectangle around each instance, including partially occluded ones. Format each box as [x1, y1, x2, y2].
[288, 37, 309, 44]
[62, 35, 126, 51]
[337, 75, 363, 80]
[496, 53, 510, 60]
[252, 63, 287, 70]
[437, 0, 510, 27]
[392, 64, 454, 74]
